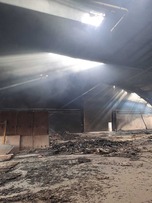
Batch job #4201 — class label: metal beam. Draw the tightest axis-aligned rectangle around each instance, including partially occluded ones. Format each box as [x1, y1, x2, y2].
[0, 0, 85, 22]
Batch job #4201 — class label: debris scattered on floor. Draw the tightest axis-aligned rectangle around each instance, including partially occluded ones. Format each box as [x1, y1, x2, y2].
[0, 154, 14, 162]
[0, 161, 19, 172]
[1, 133, 152, 203]
[0, 144, 14, 156]
[34, 138, 140, 160]
[0, 161, 20, 187]
[0, 189, 69, 203]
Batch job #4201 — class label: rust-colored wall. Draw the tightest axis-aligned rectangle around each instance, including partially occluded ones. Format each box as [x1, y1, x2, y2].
[0, 110, 49, 149]
[33, 111, 48, 135]
[0, 111, 48, 136]
[17, 111, 33, 136]
[0, 111, 18, 135]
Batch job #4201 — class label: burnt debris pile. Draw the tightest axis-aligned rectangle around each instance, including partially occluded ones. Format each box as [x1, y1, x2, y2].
[49, 138, 140, 159]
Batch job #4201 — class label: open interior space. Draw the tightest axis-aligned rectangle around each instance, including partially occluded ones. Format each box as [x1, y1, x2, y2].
[1, 0, 152, 202]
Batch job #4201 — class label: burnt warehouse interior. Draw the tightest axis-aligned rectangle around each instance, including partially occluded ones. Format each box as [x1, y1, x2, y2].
[1, 1, 152, 203]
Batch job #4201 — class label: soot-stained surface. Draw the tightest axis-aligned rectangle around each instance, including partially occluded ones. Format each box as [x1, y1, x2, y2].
[1, 134, 152, 202]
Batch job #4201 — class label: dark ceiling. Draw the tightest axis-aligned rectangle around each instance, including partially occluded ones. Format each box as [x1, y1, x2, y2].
[0, 0, 152, 108]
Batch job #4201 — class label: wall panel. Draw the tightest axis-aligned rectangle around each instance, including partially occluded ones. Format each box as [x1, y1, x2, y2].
[114, 112, 152, 131]
[17, 111, 33, 136]
[0, 110, 49, 148]
[33, 111, 48, 135]
[0, 111, 17, 135]
[49, 110, 82, 133]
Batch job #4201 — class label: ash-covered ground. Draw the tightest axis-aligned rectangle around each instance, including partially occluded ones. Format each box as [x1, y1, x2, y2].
[1, 132, 152, 203]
